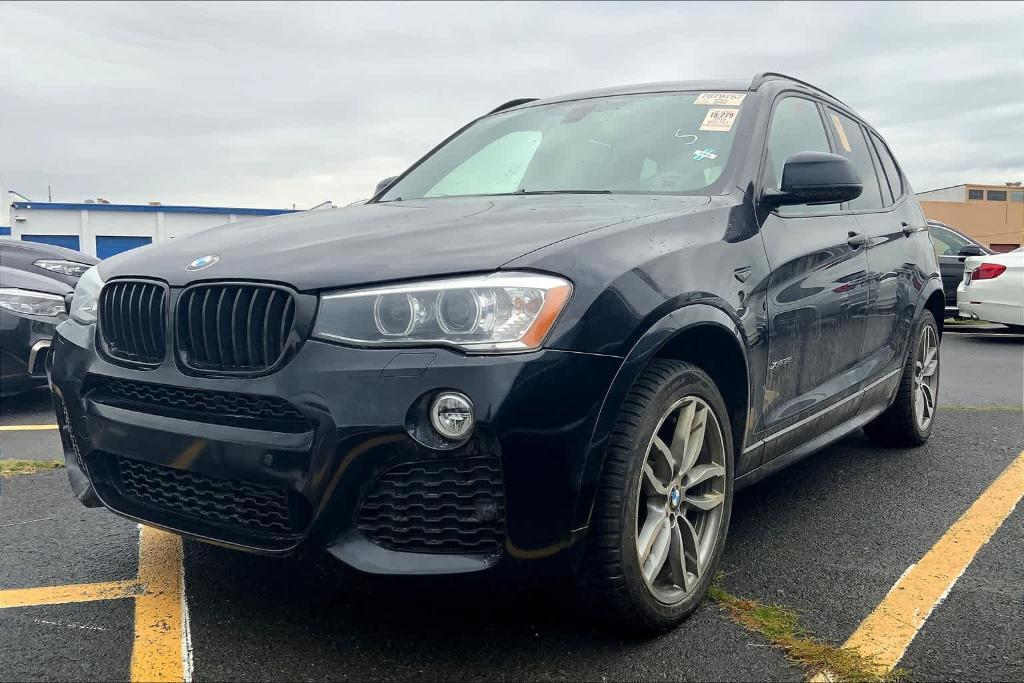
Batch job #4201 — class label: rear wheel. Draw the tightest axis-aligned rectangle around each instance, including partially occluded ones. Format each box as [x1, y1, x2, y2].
[578, 360, 734, 634]
[864, 311, 940, 447]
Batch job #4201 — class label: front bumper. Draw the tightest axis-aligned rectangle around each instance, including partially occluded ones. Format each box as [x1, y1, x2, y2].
[50, 319, 621, 576]
[0, 308, 60, 396]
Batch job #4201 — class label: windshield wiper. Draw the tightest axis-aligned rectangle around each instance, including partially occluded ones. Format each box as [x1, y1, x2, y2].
[377, 190, 612, 202]
[516, 189, 612, 195]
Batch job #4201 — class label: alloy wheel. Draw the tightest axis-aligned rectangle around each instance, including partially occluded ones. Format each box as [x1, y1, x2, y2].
[635, 396, 727, 604]
[913, 325, 939, 430]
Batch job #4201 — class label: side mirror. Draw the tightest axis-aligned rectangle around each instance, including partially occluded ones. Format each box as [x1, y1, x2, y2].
[958, 244, 986, 257]
[374, 176, 399, 197]
[765, 152, 863, 207]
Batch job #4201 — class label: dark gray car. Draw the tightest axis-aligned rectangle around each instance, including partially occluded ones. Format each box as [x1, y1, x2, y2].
[0, 240, 98, 396]
[926, 221, 989, 314]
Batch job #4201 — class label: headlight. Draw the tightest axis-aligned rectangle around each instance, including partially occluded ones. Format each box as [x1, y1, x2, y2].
[313, 272, 572, 353]
[33, 259, 93, 278]
[69, 266, 105, 324]
[0, 288, 66, 317]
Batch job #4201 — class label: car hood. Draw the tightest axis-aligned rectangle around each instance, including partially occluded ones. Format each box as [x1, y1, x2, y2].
[0, 265, 74, 296]
[98, 194, 710, 290]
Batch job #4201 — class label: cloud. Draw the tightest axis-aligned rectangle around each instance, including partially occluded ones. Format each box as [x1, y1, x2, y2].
[1, 0, 1021, 217]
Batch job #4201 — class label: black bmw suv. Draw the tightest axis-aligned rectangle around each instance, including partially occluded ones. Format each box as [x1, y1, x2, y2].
[51, 73, 943, 633]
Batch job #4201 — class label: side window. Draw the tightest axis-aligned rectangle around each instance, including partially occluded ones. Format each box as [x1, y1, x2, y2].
[872, 146, 894, 207]
[764, 97, 837, 216]
[929, 226, 973, 257]
[426, 131, 541, 197]
[826, 110, 884, 211]
[869, 132, 904, 202]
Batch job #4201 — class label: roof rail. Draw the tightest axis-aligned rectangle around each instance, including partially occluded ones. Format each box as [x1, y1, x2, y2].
[487, 98, 538, 115]
[749, 72, 846, 105]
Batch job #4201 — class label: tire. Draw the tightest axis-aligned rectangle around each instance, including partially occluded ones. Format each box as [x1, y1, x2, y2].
[864, 311, 940, 447]
[578, 359, 735, 634]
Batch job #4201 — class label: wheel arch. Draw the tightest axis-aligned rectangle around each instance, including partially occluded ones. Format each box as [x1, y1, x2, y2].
[923, 283, 945, 336]
[572, 303, 751, 535]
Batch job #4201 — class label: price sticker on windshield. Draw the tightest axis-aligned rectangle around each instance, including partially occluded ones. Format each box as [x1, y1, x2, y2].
[695, 92, 746, 107]
[699, 108, 738, 132]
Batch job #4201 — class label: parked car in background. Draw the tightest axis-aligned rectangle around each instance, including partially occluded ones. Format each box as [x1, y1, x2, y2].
[927, 221, 990, 316]
[0, 240, 99, 396]
[957, 248, 1024, 332]
[51, 73, 944, 634]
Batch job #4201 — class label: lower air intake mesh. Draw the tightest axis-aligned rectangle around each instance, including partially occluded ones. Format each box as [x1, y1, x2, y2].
[116, 456, 299, 535]
[357, 456, 505, 554]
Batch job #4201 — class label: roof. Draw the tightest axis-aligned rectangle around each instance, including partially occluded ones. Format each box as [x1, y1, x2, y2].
[506, 79, 753, 111]
[493, 73, 846, 115]
[9, 201, 298, 216]
[964, 183, 1023, 190]
[918, 183, 1022, 194]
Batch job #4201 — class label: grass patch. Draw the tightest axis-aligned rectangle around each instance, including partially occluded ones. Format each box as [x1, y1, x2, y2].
[707, 578, 907, 682]
[0, 459, 64, 477]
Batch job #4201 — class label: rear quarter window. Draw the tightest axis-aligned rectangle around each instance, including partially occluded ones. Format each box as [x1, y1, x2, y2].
[869, 132, 904, 202]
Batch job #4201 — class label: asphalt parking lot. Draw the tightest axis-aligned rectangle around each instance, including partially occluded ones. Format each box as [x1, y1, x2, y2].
[2, 326, 1021, 682]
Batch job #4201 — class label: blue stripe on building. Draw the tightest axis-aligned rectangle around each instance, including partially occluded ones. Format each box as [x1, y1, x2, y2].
[21, 234, 81, 251]
[96, 235, 153, 259]
[10, 202, 297, 216]
[0, 226, 10, 236]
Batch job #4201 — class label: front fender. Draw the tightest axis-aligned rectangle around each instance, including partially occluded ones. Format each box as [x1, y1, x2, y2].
[570, 302, 750, 536]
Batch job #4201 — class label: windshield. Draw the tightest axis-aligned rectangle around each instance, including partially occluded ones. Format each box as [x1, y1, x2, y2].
[379, 91, 746, 201]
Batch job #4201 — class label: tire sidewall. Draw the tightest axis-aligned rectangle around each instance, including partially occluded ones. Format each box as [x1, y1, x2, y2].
[618, 365, 735, 625]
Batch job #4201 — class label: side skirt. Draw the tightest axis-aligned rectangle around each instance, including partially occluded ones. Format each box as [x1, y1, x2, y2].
[734, 400, 889, 491]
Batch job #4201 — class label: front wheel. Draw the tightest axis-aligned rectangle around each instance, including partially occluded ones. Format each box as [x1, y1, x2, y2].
[864, 311, 940, 447]
[578, 360, 734, 634]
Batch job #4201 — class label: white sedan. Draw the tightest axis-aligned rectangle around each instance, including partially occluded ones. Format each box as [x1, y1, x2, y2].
[957, 248, 1024, 331]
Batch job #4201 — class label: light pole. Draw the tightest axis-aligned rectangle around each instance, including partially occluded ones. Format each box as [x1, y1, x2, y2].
[5, 189, 35, 229]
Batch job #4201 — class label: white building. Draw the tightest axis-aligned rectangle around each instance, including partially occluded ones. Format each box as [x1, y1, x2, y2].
[4, 201, 298, 259]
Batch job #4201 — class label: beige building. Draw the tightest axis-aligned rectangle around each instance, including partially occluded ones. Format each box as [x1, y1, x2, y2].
[917, 183, 1024, 252]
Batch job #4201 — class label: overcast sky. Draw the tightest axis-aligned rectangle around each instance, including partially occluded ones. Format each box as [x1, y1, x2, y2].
[1, 1, 1022, 221]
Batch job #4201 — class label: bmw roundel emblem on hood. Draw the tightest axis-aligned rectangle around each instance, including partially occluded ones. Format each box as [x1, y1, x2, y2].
[186, 254, 220, 271]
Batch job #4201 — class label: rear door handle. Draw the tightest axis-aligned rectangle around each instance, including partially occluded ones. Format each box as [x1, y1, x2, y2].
[847, 231, 868, 248]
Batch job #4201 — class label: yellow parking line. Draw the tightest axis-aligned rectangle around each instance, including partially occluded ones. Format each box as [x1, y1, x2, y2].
[843, 449, 1024, 674]
[0, 424, 59, 431]
[0, 580, 141, 608]
[131, 526, 188, 683]
[0, 525, 189, 682]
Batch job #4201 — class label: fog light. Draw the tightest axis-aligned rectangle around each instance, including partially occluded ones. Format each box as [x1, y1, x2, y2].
[430, 392, 474, 440]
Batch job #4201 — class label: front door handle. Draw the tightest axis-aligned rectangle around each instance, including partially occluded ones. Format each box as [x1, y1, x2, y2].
[847, 231, 868, 248]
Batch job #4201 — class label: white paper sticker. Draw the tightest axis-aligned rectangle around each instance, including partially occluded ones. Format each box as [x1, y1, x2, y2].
[695, 92, 747, 107]
[699, 108, 738, 132]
